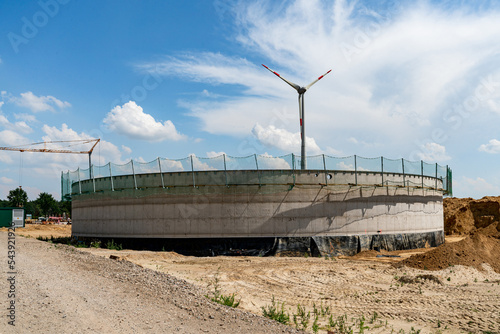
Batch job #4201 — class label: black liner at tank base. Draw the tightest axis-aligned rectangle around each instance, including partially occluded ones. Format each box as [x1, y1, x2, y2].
[83, 230, 444, 257]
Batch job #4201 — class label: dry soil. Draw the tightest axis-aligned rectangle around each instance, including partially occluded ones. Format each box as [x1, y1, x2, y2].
[2, 196, 500, 333]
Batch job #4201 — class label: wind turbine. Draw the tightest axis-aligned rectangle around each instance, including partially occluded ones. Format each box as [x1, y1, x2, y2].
[262, 64, 331, 169]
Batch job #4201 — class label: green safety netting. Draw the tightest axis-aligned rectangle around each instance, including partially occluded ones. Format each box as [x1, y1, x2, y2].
[61, 154, 452, 199]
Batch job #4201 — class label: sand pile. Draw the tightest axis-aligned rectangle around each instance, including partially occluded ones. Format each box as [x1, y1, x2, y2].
[444, 196, 500, 238]
[396, 233, 500, 273]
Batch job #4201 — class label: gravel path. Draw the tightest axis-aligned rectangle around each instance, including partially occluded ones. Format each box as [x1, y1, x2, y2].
[0, 233, 303, 334]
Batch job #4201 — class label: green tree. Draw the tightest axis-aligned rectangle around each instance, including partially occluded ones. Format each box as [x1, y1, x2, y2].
[36, 192, 57, 217]
[24, 201, 37, 216]
[59, 200, 72, 218]
[7, 187, 28, 207]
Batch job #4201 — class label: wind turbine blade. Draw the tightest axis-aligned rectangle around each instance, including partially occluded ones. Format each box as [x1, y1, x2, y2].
[304, 69, 332, 91]
[262, 64, 301, 92]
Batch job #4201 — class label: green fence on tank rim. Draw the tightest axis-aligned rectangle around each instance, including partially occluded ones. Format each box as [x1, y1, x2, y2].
[61, 153, 452, 199]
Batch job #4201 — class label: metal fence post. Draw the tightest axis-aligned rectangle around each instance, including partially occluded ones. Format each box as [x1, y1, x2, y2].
[381, 156, 384, 186]
[109, 162, 114, 191]
[158, 157, 165, 188]
[291, 153, 295, 186]
[77, 167, 82, 194]
[223, 154, 228, 187]
[131, 160, 138, 189]
[354, 155, 357, 186]
[322, 154, 327, 185]
[91, 164, 96, 193]
[421, 160, 424, 189]
[446, 164, 449, 193]
[254, 154, 261, 186]
[190, 155, 196, 188]
[435, 163, 438, 190]
[402, 158, 406, 187]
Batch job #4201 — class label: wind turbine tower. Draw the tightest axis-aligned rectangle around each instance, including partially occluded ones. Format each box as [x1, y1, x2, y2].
[262, 64, 331, 169]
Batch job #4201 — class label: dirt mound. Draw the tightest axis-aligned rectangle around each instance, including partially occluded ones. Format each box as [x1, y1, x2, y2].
[396, 233, 500, 273]
[444, 196, 500, 237]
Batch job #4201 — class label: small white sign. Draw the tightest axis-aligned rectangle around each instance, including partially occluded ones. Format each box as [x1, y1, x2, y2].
[12, 209, 24, 228]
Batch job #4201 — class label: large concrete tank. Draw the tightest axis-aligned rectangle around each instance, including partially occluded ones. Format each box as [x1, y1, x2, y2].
[69, 167, 446, 256]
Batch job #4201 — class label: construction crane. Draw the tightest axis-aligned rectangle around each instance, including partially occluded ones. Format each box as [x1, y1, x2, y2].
[0, 139, 100, 175]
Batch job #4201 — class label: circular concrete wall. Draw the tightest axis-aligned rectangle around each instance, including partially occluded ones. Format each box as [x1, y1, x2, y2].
[71, 170, 444, 255]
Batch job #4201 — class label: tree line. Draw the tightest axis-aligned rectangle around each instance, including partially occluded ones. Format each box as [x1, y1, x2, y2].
[0, 187, 71, 218]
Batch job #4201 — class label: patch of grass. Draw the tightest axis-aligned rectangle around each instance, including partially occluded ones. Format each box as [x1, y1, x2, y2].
[261, 296, 289, 325]
[358, 314, 369, 334]
[105, 239, 122, 250]
[205, 267, 240, 308]
[90, 240, 101, 248]
[36, 236, 91, 248]
[312, 313, 319, 333]
[370, 311, 379, 324]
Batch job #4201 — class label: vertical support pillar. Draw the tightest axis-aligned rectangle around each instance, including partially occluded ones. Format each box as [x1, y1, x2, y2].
[131, 160, 138, 189]
[223, 154, 228, 187]
[381, 156, 384, 186]
[322, 154, 328, 185]
[91, 164, 96, 193]
[190, 155, 196, 188]
[402, 158, 406, 187]
[88, 153, 92, 179]
[109, 162, 114, 191]
[421, 160, 424, 189]
[435, 163, 438, 190]
[291, 153, 295, 186]
[446, 164, 449, 193]
[77, 167, 82, 194]
[254, 154, 261, 187]
[354, 155, 357, 186]
[158, 157, 165, 188]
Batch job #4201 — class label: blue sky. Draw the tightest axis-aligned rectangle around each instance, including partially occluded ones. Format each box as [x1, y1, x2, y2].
[1, 0, 500, 200]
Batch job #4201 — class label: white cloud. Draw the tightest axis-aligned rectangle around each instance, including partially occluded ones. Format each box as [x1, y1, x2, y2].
[0, 114, 32, 134]
[252, 123, 322, 155]
[478, 139, 500, 154]
[456, 176, 500, 199]
[14, 113, 37, 122]
[10, 91, 71, 112]
[121, 145, 132, 155]
[189, 154, 217, 171]
[0, 130, 29, 146]
[335, 161, 368, 171]
[0, 152, 13, 164]
[40, 123, 128, 166]
[0, 177, 14, 184]
[337, 161, 355, 171]
[103, 101, 186, 142]
[160, 159, 184, 172]
[257, 152, 291, 169]
[138, 1, 500, 159]
[414, 142, 451, 162]
[206, 151, 225, 158]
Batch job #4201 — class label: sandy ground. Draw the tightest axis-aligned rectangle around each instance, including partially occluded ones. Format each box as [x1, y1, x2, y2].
[0, 231, 301, 334]
[5, 225, 500, 333]
[82, 246, 500, 333]
[4, 223, 72, 239]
